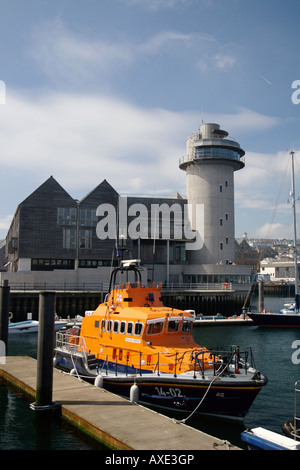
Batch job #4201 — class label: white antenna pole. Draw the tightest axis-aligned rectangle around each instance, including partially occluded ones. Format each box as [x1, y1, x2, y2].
[290, 150, 299, 297]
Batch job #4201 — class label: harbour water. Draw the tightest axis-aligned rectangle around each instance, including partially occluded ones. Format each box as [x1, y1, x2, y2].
[1, 295, 300, 450]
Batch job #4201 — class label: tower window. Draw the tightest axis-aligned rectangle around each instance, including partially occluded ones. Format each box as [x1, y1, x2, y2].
[220, 243, 223, 250]
[219, 185, 223, 192]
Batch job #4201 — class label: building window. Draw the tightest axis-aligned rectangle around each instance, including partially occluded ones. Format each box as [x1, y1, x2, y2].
[225, 213, 228, 221]
[78, 259, 111, 268]
[63, 229, 76, 248]
[175, 242, 186, 262]
[219, 185, 223, 192]
[80, 209, 98, 227]
[79, 230, 92, 249]
[220, 243, 223, 250]
[57, 208, 77, 226]
[31, 259, 75, 270]
[11, 237, 18, 248]
[220, 218, 223, 226]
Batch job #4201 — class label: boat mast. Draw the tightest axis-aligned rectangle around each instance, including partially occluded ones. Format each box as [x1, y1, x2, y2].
[290, 150, 299, 298]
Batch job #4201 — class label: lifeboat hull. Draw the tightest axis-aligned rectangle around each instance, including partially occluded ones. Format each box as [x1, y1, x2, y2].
[54, 349, 267, 419]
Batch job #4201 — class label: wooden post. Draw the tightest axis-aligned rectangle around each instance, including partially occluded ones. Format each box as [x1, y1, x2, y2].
[30, 291, 60, 413]
[258, 280, 264, 313]
[0, 280, 10, 356]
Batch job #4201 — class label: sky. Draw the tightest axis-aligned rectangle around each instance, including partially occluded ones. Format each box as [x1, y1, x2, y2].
[0, 0, 300, 240]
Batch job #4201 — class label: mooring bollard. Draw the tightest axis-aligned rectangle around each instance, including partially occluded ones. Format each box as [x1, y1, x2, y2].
[30, 291, 60, 413]
[0, 280, 10, 357]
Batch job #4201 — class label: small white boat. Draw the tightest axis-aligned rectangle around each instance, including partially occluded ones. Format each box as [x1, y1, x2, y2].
[9, 318, 67, 334]
[241, 427, 300, 450]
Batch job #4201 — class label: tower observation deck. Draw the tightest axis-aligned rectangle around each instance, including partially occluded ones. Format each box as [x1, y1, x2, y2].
[179, 123, 245, 265]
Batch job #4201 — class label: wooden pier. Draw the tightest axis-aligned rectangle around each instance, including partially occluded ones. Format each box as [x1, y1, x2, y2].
[0, 356, 240, 451]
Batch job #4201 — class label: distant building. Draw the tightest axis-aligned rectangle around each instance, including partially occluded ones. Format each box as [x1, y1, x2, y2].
[5, 176, 189, 279]
[235, 233, 260, 273]
[4, 123, 251, 288]
[0, 239, 6, 272]
[259, 259, 300, 283]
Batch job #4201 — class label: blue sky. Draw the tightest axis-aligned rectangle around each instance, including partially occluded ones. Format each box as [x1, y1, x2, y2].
[0, 0, 299, 240]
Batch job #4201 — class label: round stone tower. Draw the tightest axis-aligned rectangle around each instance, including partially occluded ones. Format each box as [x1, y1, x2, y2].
[179, 123, 245, 265]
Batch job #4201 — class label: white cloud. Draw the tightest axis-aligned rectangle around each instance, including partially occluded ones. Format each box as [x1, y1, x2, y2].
[212, 54, 236, 70]
[112, 0, 218, 10]
[29, 23, 134, 85]
[113, 0, 194, 10]
[0, 215, 13, 231]
[0, 92, 280, 189]
[254, 222, 297, 239]
[28, 19, 235, 89]
[197, 53, 236, 72]
[0, 88, 282, 240]
[0, 91, 194, 196]
[140, 31, 214, 55]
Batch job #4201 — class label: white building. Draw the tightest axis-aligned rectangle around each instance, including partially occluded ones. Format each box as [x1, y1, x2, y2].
[260, 259, 299, 282]
[179, 123, 245, 265]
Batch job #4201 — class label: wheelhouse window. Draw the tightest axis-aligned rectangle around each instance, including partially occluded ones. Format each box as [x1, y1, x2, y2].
[146, 320, 164, 335]
[113, 320, 119, 333]
[167, 319, 180, 333]
[127, 322, 133, 335]
[134, 322, 143, 336]
[120, 321, 126, 334]
[182, 320, 193, 333]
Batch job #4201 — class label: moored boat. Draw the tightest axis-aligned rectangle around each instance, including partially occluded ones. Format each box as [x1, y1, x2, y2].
[248, 151, 300, 328]
[247, 308, 300, 327]
[9, 317, 67, 334]
[54, 260, 268, 419]
[282, 380, 300, 441]
[241, 427, 300, 450]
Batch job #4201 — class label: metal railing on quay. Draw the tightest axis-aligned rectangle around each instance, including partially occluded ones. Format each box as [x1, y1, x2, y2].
[5, 281, 235, 293]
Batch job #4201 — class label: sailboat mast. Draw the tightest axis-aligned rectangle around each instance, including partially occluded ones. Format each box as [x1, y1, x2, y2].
[290, 150, 299, 296]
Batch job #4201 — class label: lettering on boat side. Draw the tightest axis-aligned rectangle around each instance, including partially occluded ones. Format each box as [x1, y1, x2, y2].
[96, 196, 204, 251]
[104, 454, 195, 466]
[155, 387, 185, 397]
